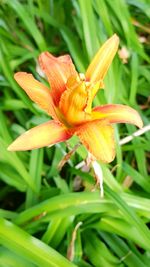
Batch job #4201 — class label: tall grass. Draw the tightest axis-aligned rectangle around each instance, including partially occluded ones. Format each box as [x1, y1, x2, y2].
[0, 0, 150, 266]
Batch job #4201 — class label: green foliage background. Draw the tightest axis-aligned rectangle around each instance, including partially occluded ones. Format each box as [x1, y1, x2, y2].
[0, 0, 150, 266]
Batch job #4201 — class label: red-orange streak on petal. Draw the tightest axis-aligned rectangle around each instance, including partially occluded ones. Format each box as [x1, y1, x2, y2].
[14, 72, 57, 120]
[86, 34, 119, 83]
[92, 104, 143, 128]
[74, 120, 115, 163]
[39, 52, 78, 105]
[7, 121, 71, 151]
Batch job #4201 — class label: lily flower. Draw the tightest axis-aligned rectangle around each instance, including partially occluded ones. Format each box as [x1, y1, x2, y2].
[8, 34, 143, 163]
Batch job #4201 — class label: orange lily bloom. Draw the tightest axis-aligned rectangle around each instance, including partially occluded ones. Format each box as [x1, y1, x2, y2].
[8, 34, 143, 163]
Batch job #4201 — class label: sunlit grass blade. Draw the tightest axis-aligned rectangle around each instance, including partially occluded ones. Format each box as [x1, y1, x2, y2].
[0, 218, 77, 267]
[78, 0, 99, 60]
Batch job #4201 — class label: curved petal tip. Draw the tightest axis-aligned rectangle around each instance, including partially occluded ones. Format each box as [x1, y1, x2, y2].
[86, 34, 119, 83]
[7, 121, 71, 151]
[93, 104, 143, 129]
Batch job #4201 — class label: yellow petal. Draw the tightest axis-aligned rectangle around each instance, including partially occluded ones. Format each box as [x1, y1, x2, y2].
[14, 72, 57, 120]
[74, 120, 115, 163]
[59, 76, 105, 126]
[39, 52, 78, 105]
[8, 121, 71, 151]
[59, 78, 91, 126]
[92, 104, 143, 128]
[84, 81, 104, 114]
[86, 34, 119, 83]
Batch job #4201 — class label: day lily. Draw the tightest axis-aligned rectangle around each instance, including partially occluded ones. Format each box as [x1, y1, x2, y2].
[8, 34, 143, 163]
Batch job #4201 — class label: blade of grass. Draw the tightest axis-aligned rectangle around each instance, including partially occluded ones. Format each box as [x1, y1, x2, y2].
[0, 46, 35, 113]
[7, 0, 47, 51]
[26, 148, 44, 208]
[122, 162, 150, 193]
[100, 232, 149, 267]
[105, 186, 150, 250]
[78, 0, 99, 60]
[0, 218, 77, 267]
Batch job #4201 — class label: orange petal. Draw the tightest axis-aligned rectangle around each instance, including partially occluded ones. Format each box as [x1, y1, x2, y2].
[74, 120, 115, 163]
[39, 52, 78, 105]
[92, 104, 143, 128]
[14, 72, 57, 120]
[8, 121, 71, 151]
[59, 78, 91, 126]
[86, 34, 119, 83]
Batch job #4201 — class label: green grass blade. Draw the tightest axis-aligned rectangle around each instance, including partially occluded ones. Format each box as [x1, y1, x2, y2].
[7, 0, 47, 51]
[0, 218, 77, 267]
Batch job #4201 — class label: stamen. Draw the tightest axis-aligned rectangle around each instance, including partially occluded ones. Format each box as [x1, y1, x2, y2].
[79, 73, 86, 81]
